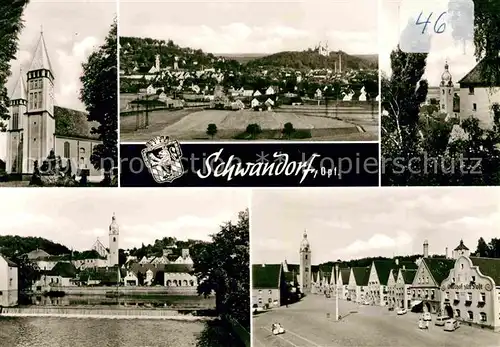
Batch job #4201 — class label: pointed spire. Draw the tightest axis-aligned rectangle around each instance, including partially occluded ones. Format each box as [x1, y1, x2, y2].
[11, 69, 27, 100]
[28, 30, 54, 74]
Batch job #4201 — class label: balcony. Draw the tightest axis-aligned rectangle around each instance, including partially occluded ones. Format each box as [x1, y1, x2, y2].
[477, 301, 485, 308]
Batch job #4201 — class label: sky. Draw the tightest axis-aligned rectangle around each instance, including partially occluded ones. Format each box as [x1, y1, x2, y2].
[119, 0, 378, 55]
[0, 188, 249, 251]
[7, 0, 116, 111]
[380, 0, 478, 87]
[251, 188, 500, 265]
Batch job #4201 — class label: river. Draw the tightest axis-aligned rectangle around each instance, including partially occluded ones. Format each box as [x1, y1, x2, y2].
[0, 316, 244, 347]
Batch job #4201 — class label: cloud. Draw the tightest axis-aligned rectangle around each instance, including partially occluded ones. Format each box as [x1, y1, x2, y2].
[335, 232, 413, 256]
[254, 238, 293, 253]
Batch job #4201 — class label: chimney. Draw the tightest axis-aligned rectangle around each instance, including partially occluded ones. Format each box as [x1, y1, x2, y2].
[445, 247, 448, 259]
[395, 258, 399, 266]
[402, 265, 406, 270]
[423, 240, 429, 258]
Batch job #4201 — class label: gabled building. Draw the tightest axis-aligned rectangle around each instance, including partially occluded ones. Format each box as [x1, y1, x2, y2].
[396, 268, 417, 310]
[0, 254, 18, 307]
[411, 256, 455, 314]
[252, 263, 286, 308]
[458, 59, 500, 128]
[368, 260, 395, 306]
[440, 256, 500, 331]
[348, 267, 370, 303]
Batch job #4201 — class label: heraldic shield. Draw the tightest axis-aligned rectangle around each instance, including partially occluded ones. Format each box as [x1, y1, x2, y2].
[141, 136, 185, 183]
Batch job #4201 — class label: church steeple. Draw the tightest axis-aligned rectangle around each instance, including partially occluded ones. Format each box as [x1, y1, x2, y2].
[28, 30, 54, 77]
[11, 69, 27, 102]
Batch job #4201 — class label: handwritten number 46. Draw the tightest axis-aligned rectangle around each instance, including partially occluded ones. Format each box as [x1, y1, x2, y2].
[416, 11, 446, 34]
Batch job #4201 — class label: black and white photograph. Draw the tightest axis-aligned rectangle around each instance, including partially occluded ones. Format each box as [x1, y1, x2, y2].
[119, 0, 379, 142]
[381, 0, 500, 185]
[0, 0, 118, 187]
[0, 189, 250, 347]
[251, 188, 500, 346]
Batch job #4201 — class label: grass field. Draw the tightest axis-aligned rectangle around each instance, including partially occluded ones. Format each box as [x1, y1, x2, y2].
[120, 107, 379, 141]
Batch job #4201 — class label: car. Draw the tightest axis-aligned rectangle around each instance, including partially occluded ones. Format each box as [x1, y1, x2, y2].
[435, 315, 450, 326]
[422, 312, 432, 321]
[444, 319, 460, 331]
[388, 306, 395, 311]
[272, 323, 285, 335]
[397, 308, 407, 315]
[363, 301, 370, 305]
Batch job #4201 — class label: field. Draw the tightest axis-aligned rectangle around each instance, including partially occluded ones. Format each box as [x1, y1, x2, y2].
[120, 104, 378, 141]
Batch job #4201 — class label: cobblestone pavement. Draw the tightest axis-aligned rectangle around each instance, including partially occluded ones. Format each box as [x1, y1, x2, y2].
[253, 295, 500, 347]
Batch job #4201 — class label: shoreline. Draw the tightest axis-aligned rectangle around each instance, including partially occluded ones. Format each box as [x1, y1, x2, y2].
[0, 312, 215, 321]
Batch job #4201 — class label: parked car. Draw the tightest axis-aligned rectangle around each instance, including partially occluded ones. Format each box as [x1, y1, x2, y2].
[435, 315, 450, 326]
[363, 301, 370, 305]
[422, 312, 432, 321]
[397, 308, 407, 315]
[388, 306, 395, 311]
[444, 319, 460, 331]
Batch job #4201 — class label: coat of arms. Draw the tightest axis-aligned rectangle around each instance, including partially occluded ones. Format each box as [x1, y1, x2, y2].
[141, 136, 184, 183]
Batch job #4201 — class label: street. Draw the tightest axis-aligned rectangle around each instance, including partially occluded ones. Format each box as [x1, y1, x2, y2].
[253, 295, 500, 347]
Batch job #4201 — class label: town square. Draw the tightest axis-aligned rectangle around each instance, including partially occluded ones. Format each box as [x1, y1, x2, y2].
[252, 188, 500, 346]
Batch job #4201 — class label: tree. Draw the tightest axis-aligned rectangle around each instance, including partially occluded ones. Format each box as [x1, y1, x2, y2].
[475, 237, 490, 257]
[206, 123, 217, 139]
[191, 209, 249, 330]
[282, 122, 295, 139]
[10, 253, 38, 304]
[0, 0, 30, 129]
[246, 123, 262, 140]
[79, 20, 117, 186]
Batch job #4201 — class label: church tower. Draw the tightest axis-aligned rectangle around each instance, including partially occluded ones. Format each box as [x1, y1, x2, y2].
[108, 213, 119, 266]
[6, 70, 28, 174]
[299, 230, 312, 294]
[25, 29, 56, 173]
[439, 61, 454, 117]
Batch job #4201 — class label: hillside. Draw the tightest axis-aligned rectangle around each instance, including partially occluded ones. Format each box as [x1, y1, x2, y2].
[120, 36, 377, 72]
[219, 52, 379, 68]
[0, 235, 71, 259]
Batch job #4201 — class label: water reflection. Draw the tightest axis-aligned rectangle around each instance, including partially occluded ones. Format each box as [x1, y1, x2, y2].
[0, 316, 204, 347]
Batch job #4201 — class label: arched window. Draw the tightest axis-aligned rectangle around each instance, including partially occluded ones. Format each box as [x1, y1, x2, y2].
[183, 280, 188, 286]
[173, 280, 178, 286]
[79, 147, 85, 155]
[80, 157, 85, 166]
[63, 142, 70, 158]
[480, 312, 487, 322]
[166, 280, 171, 286]
[467, 311, 473, 320]
[189, 280, 194, 286]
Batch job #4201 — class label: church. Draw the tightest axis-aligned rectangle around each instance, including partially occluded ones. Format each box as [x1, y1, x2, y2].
[3, 30, 102, 180]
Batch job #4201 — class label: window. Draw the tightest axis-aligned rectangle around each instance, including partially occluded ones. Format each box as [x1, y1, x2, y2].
[471, 276, 475, 282]
[12, 112, 19, 129]
[480, 292, 486, 302]
[468, 311, 473, 320]
[455, 292, 459, 300]
[305, 254, 308, 260]
[80, 157, 85, 166]
[480, 312, 487, 322]
[442, 90, 445, 95]
[473, 103, 477, 111]
[258, 290, 262, 294]
[258, 298, 262, 304]
[445, 292, 449, 300]
[456, 309, 460, 317]
[466, 292, 472, 301]
[268, 290, 272, 295]
[268, 298, 272, 303]
[63, 142, 70, 158]
[469, 86, 474, 95]
[461, 263, 464, 269]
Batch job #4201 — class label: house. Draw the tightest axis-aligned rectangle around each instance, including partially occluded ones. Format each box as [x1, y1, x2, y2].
[0, 254, 18, 307]
[253, 90, 262, 97]
[242, 90, 253, 97]
[343, 91, 354, 101]
[359, 86, 367, 101]
[251, 98, 261, 109]
[440, 256, 500, 331]
[315, 88, 322, 98]
[398, 268, 417, 310]
[174, 249, 193, 265]
[35, 262, 77, 290]
[231, 100, 245, 110]
[252, 264, 286, 309]
[458, 59, 500, 128]
[411, 252, 454, 314]
[163, 264, 197, 288]
[191, 85, 201, 94]
[337, 268, 351, 300]
[348, 267, 370, 303]
[124, 270, 139, 286]
[146, 84, 157, 95]
[368, 260, 395, 306]
[264, 98, 275, 111]
[265, 86, 276, 95]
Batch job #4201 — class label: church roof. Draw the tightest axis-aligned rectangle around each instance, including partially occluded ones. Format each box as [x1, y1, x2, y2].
[11, 73, 27, 100]
[28, 32, 53, 73]
[54, 106, 100, 140]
